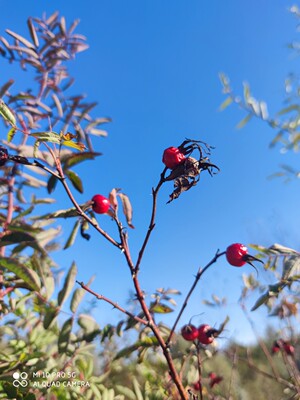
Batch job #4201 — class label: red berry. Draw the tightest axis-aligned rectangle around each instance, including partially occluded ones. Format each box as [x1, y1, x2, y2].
[162, 146, 186, 169]
[181, 324, 199, 341]
[92, 194, 110, 214]
[193, 381, 201, 391]
[272, 341, 281, 354]
[209, 372, 223, 388]
[283, 342, 295, 356]
[197, 324, 215, 345]
[226, 243, 248, 267]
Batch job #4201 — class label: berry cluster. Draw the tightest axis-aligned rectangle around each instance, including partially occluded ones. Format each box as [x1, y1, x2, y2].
[181, 323, 218, 345]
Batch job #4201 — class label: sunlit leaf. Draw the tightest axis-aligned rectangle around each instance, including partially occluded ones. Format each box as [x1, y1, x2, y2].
[7, 127, 16, 142]
[0, 99, 16, 126]
[150, 303, 173, 314]
[236, 113, 252, 129]
[6, 29, 35, 49]
[219, 96, 233, 111]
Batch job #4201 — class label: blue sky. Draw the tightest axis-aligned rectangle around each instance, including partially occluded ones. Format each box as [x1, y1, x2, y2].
[1, 1, 299, 345]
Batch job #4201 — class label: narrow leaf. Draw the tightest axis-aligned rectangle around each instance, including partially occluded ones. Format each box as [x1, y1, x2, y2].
[0, 79, 14, 98]
[219, 96, 233, 111]
[47, 175, 58, 194]
[65, 170, 84, 193]
[6, 29, 35, 49]
[236, 113, 252, 129]
[0, 99, 16, 126]
[64, 220, 80, 250]
[0, 256, 40, 291]
[52, 93, 63, 117]
[57, 262, 77, 307]
[27, 18, 39, 47]
[7, 127, 16, 143]
[70, 286, 86, 313]
[63, 151, 102, 169]
[43, 308, 59, 329]
[58, 317, 73, 354]
[118, 193, 134, 228]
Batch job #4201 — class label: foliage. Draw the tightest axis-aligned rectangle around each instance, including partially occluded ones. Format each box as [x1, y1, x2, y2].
[0, 9, 298, 400]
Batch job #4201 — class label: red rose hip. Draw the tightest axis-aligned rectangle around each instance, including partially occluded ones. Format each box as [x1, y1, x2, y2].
[92, 194, 110, 214]
[198, 324, 216, 345]
[162, 146, 186, 169]
[181, 324, 198, 341]
[226, 243, 248, 267]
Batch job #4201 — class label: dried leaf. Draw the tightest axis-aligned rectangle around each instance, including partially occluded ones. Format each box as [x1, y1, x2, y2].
[6, 29, 35, 49]
[109, 188, 119, 212]
[0, 79, 14, 98]
[27, 18, 39, 47]
[118, 193, 134, 228]
[52, 93, 63, 117]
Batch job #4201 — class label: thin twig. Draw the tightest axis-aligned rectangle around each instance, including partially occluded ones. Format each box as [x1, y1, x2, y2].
[76, 280, 148, 326]
[167, 250, 226, 346]
[135, 171, 166, 274]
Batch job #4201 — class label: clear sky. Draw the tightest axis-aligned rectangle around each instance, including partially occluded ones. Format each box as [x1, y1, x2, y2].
[0, 1, 299, 345]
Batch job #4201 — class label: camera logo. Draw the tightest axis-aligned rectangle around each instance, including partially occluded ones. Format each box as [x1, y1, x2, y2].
[13, 371, 28, 387]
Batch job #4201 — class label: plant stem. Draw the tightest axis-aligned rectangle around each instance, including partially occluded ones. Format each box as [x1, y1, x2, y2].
[135, 171, 166, 274]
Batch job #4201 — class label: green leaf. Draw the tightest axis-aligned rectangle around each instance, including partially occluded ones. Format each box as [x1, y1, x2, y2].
[43, 308, 59, 329]
[236, 113, 252, 129]
[64, 220, 80, 250]
[70, 286, 85, 313]
[282, 255, 300, 280]
[65, 169, 83, 193]
[63, 151, 102, 169]
[115, 385, 136, 400]
[276, 104, 300, 116]
[57, 262, 77, 307]
[150, 303, 173, 314]
[47, 174, 58, 194]
[0, 79, 14, 98]
[42, 203, 90, 219]
[0, 99, 16, 126]
[243, 82, 251, 101]
[58, 317, 73, 353]
[219, 96, 233, 111]
[78, 314, 99, 332]
[30, 131, 60, 142]
[0, 231, 36, 247]
[0, 256, 40, 291]
[133, 377, 144, 400]
[251, 292, 270, 311]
